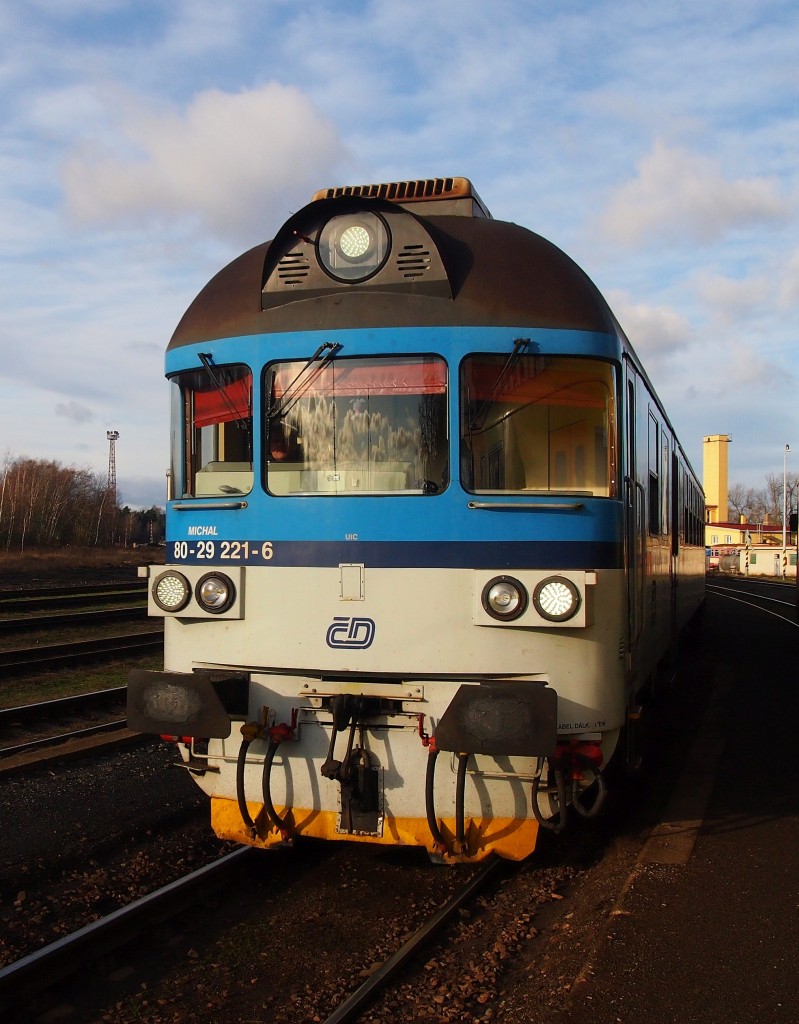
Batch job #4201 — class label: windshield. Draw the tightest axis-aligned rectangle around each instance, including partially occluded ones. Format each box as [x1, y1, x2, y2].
[460, 355, 617, 496]
[170, 364, 253, 498]
[264, 355, 448, 495]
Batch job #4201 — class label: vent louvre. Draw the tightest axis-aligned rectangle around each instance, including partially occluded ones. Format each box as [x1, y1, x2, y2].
[277, 250, 311, 286]
[396, 244, 432, 279]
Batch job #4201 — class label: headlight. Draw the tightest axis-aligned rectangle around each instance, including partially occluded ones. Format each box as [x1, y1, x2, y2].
[152, 571, 191, 613]
[318, 212, 390, 282]
[533, 576, 581, 622]
[481, 576, 528, 622]
[195, 572, 236, 614]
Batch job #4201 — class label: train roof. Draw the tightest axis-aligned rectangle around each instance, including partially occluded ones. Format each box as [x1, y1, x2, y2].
[168, 178, 618, 349]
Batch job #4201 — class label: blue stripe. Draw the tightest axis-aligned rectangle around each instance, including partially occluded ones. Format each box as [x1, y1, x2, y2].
[167, 539, 621, 569]
[165, 324, 622, 375]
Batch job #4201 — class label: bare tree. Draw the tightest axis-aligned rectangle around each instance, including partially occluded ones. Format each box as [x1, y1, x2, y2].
[0, 456, 129, 551]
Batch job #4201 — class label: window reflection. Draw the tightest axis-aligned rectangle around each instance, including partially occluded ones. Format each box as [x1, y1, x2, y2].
[460, 355, 617, 496]
[264, 356, 448, 495]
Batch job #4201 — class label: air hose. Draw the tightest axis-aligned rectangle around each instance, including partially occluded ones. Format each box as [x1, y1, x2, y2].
[532, 768, 567, 833]
[236, 736, 258, 839]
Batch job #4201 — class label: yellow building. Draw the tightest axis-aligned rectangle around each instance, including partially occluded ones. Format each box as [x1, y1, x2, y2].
[703, 433, 795, 576]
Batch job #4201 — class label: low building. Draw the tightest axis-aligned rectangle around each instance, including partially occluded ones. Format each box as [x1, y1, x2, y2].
[703, 434, 796, 577]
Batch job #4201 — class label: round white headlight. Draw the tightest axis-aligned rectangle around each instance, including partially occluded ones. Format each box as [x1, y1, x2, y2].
[533, 576, 580, 622]
[481, 576, 528, 622]
[339, 224, 371, 259]
[318, 213, 390, 282]
[153, 571, 191, 613]
[195, 572, 235, 614]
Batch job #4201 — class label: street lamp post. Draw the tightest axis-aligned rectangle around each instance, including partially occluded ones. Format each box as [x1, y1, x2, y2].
[783, 443, 791, 553]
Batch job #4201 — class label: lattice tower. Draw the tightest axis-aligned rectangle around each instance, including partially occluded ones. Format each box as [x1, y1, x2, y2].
[106, 430, 120, 506]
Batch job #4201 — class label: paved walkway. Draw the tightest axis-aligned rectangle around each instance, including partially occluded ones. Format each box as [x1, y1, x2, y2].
[556, 590, 799, 1024]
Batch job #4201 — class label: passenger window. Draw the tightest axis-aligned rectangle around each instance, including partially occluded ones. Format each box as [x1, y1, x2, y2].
[648, 414, 660, 533]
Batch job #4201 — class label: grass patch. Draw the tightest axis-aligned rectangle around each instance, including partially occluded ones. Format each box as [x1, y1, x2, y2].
[0, 654, 163, 709]
[0, 546, 164, 580]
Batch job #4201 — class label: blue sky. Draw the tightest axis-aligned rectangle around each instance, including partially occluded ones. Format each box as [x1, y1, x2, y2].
[1, 0, 797, 508]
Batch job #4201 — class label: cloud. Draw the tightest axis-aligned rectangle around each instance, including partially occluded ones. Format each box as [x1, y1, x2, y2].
[606, 289, 694, 358]
[598, 140, 791, 246]
[55, 400, 94, 424]
[693, 270, 772, 324]
[60, 82, 352, 243]
[778, 249, 799, 309]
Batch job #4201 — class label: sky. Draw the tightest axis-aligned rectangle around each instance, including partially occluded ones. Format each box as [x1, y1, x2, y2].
[1, 0, 798, 509]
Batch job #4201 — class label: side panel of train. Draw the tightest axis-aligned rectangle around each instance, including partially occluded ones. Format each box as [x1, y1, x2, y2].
[624, 356, 705, 695]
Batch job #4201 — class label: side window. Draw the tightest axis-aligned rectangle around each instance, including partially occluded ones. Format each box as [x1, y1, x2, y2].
[648, 413, 660, 533]
[170, 364, 253, 498]
[460, 354, 617, 496]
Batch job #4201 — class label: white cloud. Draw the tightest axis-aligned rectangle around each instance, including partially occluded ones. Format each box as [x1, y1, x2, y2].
[599, 140, 792, 246]
[693, 271, 772, 324]
[607, 289, 694, 359]
[60, 82, 352, 243]
[55, 400, 94, 424]
[778, 249, 799, 309]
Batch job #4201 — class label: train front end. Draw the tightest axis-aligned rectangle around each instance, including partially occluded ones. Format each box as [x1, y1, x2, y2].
[128, 178, 629, 861]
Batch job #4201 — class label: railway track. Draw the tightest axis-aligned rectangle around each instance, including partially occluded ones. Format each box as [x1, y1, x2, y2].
[0, 605, 147, 633]
[0, 848, 254, 1016]
[0, 847, 505, 1021]
[0, 629, 162, 671]
[0, 687, 131, 762]
[706, 575, 799, 626]
[0, 580, 146, 614]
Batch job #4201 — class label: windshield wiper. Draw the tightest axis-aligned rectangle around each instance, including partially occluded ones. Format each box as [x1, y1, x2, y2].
[468, 337, 530, 432]
[197, 352, 251, 430]
[267, 341, 341, 420]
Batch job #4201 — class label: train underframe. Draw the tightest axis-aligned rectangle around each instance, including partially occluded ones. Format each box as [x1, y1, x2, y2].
[133, 660, 622, 863]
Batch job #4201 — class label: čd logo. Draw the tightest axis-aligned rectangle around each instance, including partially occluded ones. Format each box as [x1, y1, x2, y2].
[326, 616, 376, 649]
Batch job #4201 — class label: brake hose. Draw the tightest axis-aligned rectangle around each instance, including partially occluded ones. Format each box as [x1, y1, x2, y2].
[236, 736, 257, 839]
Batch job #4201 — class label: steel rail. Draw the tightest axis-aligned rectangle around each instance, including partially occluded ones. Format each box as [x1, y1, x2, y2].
[0, 605, 147, 633]
[321, 853, 504, 1024]
[0, 630, 163, 670]
[706, 584, 793, 608]
[0, 719, 129, 758]
[0, 581, 146, 612]
[0, 685, 126, 725]
[706, 585, 799, 628]
[0, 847, 254, 1013]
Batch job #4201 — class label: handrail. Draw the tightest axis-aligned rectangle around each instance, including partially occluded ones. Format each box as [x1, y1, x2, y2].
[171, 501, 248, 511]
[467, 500, 584, 511]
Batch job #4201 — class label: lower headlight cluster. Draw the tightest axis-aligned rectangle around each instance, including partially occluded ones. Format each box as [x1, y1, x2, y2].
[151, 570, 236, 615]
[481, 574, 582, 623]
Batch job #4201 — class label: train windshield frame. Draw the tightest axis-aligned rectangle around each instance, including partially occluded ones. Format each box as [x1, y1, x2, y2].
[169, 363, 253, 498]
[263, 354, 449, 496]
[459, 354, 618, 497]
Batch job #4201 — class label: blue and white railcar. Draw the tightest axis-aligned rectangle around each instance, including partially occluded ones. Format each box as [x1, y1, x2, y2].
[128, 177, 705, 861]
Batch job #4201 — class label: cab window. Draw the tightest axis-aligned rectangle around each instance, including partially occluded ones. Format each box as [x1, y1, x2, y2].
[264, 355, 448, 495]
[170, 364, 253, 498]
[460, 354, 617, 496]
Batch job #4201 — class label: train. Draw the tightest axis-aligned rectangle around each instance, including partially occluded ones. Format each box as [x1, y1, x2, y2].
[128, 176, 705, 862]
